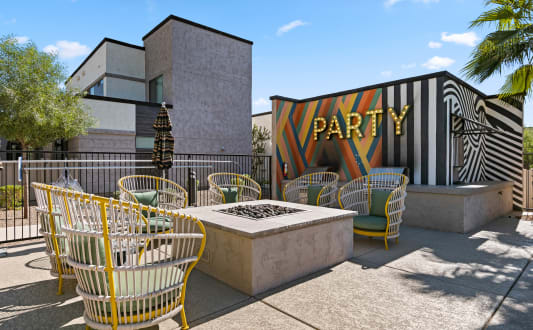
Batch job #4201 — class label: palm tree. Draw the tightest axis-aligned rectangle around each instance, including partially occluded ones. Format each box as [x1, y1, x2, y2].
[463, 0, 533, 102]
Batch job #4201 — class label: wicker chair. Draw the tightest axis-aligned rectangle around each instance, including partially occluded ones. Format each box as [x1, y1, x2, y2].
[338, 173, 409, 250]
[51, 188, 206, 330]
[207, 173, 261, 205]
[118, 175, 187, 210]
[31, 182, 76, 295]
[283, 172, 339, 207]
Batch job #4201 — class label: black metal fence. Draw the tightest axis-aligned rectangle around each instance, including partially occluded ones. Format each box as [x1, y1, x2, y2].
[0, 151, 271, 243]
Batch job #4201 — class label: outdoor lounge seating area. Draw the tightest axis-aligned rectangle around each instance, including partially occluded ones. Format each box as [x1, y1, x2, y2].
[1, 214, 531, 329]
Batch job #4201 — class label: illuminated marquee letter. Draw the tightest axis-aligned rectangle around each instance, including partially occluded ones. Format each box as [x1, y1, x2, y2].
[366, 108, 383, 137]
[326, 115, 344, 140]
[313, 117, 327, 141]
[388, 105, 410, 135]
[346, 112, 363, 139]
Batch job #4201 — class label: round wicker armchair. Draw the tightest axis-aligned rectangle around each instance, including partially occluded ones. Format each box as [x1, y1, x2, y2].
[118, 175, 187, 210]
[207, 173, 261, 205]
[283, 172, 339, 207]
[338, 173, 409, 250]
[51, 188, 206, 330]
[31, 182, 76, 295]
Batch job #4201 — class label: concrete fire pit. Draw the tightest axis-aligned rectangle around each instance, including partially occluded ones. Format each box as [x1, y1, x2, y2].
[179, 200, 356, 295]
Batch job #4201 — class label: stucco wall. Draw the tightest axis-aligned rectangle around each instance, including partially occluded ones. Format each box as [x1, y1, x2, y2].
[67, 43, 106, 92]
[106, 42, 145, 79]
[105, 77, 145, 101]
[144, 19, 252, 155]
[82, 98, 136, 132]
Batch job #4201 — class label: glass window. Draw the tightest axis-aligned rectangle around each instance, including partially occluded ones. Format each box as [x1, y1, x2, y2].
[88, 78, 104, 96]
[136, 136, 154, 149]
[149, 75, 163, 103]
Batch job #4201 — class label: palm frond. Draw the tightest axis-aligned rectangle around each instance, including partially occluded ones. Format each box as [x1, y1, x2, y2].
[499, 64, 533, 99]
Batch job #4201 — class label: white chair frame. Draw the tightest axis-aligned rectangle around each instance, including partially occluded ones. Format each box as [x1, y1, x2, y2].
[283, 172, 339, 207]
[207, 173, 261, 205]
[51, 187, 206, 330]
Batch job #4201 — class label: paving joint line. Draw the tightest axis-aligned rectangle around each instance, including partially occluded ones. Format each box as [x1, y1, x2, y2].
[188, 296, 255, 324]
[255, 298, 319, 329]
[482, 257, 532, 329]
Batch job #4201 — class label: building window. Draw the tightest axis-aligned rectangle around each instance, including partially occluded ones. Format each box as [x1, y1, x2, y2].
[136, 136, 154, 149]
[149, 75, 163, 103]
[88, 78, 104, 96]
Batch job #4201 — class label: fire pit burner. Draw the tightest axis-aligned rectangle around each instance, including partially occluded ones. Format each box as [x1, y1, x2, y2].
[216, 204, 304, 220]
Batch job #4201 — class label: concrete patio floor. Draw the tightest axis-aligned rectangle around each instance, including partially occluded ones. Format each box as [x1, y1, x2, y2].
[0, 216, 531, 329]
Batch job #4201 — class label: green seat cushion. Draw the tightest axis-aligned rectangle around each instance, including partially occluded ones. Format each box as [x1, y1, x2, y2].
[133, 191, 159, 218]
[141, 216, 173, 233]
[98, 268, 184, 314]
[369, 189, 392, 217]
[220, 187, 239, 203]
[307, 184, 324, 206]
[353, 215, 388, 231]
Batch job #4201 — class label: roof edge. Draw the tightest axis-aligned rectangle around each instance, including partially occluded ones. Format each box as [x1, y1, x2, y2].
[142, 14, 253, 45]
[252, 111, 272, 117]
[270, 71, 492, 103]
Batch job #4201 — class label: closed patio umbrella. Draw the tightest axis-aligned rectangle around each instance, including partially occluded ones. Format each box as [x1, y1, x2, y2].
[152, 102, 174, 177]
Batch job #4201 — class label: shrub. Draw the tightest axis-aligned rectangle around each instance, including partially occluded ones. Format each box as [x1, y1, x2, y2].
[0, 185, 23, 209]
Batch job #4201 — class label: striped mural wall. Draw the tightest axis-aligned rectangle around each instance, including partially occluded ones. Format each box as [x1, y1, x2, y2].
[485, 98, 523, 207]
[274, 89, 383, 198]
[381, 76, 446, 185]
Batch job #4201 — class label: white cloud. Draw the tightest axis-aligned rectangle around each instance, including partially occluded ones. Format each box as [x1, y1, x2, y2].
[401, 63, 416, 69]
[441, 32, 479, 47]
[381, 71, 393, 77]
[422, 56, 455, 70]
[13, 36, 29, 44]
[428, 41, 442, 49]
[385, 0, 439, 7]
[44, 40, 90, 59]
[277, 20, 308, 36]
[254, 98, 269, 107]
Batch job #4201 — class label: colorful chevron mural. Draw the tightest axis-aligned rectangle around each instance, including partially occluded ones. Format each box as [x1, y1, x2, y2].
[274, 89, 383, 197]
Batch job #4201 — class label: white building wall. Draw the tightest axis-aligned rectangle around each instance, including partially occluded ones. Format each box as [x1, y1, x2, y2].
[252, 112, 272, 155]
[106, 42, 145, 79]
[105, 77, 145, 101]
[83, 98, 136, 132]
[67, 43, 107, 92]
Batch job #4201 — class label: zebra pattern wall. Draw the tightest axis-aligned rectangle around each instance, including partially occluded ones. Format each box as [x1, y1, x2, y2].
[271, 71, 524, 205]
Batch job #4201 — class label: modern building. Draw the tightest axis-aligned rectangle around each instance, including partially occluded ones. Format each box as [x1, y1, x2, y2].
[0, 15, 253, 157]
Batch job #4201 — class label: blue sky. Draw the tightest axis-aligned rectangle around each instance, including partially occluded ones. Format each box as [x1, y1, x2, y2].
[2, 0, 531, 125]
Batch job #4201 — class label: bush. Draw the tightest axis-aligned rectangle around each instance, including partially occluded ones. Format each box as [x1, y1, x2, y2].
[0, 185, 23, 209]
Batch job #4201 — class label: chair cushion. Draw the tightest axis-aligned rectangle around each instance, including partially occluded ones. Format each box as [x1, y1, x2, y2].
[353, 215, 388, 231]
[307, 185, 323, 206]
[220, 187, 239, 203]
[133, 191, 159, 218]
[369, 189, 392, 217]
[141, 216, 173, 233]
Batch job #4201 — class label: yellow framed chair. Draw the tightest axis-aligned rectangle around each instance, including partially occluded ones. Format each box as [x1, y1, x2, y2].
[283, 172, 339, 207]
[118, 175, 187, 234]
[338, 173, 409, 250]
[51, 188, 206, 330]
[31, 182, 76, 295]
[207, 173, 261, 204]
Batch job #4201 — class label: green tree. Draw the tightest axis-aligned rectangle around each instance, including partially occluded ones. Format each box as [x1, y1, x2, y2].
[251, 124, 271, 182]
[0, 35, 94, 151]
[463, 0, 533, 101]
